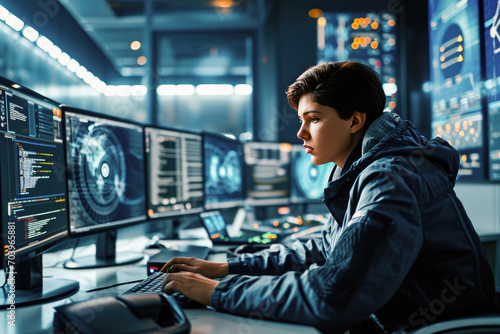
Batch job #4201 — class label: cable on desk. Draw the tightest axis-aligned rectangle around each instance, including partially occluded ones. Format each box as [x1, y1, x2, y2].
[86, 279, 144, 293]
[44, 238, 81, 268]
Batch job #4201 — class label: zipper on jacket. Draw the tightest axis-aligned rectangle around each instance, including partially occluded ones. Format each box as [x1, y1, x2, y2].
[447, 192, 484, 298]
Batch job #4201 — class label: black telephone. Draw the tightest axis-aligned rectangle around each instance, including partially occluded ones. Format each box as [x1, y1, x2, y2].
[53, 293, 190, 334]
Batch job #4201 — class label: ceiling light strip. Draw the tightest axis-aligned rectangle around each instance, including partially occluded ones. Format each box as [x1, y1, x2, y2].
[0, 4, 107, 94]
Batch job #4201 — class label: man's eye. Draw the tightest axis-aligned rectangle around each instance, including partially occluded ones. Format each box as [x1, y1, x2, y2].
[310, 117, 319, 122]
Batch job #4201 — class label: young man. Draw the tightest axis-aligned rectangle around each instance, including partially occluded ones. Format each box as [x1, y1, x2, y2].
[161, 61, 499, 333]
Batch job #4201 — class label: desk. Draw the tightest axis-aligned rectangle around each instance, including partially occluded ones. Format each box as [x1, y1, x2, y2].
[0, 237, 319, 334]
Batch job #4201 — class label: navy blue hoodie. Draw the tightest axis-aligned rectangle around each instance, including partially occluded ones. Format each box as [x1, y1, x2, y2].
[211, 113, 499, 333]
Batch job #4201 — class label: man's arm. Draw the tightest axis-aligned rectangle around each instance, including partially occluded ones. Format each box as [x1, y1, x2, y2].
[211, 169, 423, 332]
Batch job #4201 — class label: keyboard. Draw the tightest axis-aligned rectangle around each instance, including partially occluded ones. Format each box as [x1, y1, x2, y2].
[123, 272, 205, 309]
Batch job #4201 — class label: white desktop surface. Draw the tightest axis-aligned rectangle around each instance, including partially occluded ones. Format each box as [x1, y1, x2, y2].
[0, 236, 320, 334]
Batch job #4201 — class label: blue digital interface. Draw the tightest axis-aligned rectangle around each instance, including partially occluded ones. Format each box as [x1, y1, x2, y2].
[203, 132, 245, 209]
[65, 110, 146, 233]
[484, 0, 500, 180]
[0, 81, 68, 254]
[428, 0, 484, 180]
[290, 145, 331, 203]
[318, 12, 398, 112]
[244, 142, 290, 206]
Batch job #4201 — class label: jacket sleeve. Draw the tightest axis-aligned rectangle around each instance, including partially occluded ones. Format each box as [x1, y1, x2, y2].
[211, 169, 424, 332]
[227, 229, 333, 276]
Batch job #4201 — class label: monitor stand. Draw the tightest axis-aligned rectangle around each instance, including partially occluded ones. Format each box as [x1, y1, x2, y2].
[0, 255, 79, 308]
[64, 230, 144, 269]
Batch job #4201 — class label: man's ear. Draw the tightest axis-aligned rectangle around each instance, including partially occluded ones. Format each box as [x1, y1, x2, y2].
[350, 111, 366, 134]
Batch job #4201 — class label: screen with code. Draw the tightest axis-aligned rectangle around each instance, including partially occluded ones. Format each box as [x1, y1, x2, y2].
[0, 80, 67, 255]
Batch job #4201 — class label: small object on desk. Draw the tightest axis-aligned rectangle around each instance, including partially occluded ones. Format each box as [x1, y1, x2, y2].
[53, 292, 190, 334]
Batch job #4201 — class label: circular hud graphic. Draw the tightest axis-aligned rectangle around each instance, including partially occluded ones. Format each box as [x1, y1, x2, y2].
[74, 125, 127, 223]
[206, 143, 242, 196]
[293, 152, 329, 200]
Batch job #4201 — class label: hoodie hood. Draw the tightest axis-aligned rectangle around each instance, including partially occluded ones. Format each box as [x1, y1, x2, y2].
[323, 112, 460, 226]
[350, 112, 460, 186]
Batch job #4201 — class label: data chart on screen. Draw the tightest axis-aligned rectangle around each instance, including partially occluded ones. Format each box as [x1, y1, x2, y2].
[428, 0, 484, 179]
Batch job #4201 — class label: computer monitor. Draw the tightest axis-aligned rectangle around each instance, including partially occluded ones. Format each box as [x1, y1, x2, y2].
[0, 77, 79, 307]
[289, 144, 332, 203]
[145, 126, 204, 218]
[203, 131, 245, 209]
[63, 106, 147, 269]
[428, 0, 485, 180]
[483, 0, 500, 180]
[244, 142, 291, 206]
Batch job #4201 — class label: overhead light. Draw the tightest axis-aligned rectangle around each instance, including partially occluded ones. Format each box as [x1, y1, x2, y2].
[5, 13, 24, 31]
[116, 85, 132, 96]
[196, 84, 233, 95]
[175, 85, 195, 95]
[234, 84, 252, 95]
[0, 5, 9, 21]
[212, 0, 234, 8]
[104, 85, 116, 96]
[49, 45, 62, 59]
[36, 35, 53, 52]
[137, 56, 147, 65]
[58, 52, 70, 66]
[90, 77, 102, 89]
[130, 41, 141, 50]
[308, 8, 324, 18]
[76, 66, 87, 79]
[22, 26, 39, 42]
[157, 85, 176, 96]
[132, 85, 147, 96]
[83, 71, 94, 84]
[382, 83, 398, 96]
[67, 59, 80, 72]
[0, 3, 109, 95]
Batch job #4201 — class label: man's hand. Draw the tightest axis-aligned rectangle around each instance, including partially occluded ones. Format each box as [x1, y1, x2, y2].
[162, 272, 220, 306]
[160, 257, 229, 278]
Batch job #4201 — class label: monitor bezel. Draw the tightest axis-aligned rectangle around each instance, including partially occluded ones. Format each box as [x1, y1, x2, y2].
[0, 76, 69, 264]
[202, 131, 246, 210]
[144, 124, 205, 219]
[61, 105, 148, 237]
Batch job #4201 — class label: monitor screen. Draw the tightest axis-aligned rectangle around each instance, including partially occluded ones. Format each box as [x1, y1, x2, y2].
[203, 132, 245, 209]
[145, 127, 204, 218]
[0, 78, 79, 307]
[483, 0, 500, 180]
[290, 145, 331, 203]
[428, 0, 484, 180]
[0, 77, 68, 259]
[64, 108, 146, 234]
[244, 142, 291, 206]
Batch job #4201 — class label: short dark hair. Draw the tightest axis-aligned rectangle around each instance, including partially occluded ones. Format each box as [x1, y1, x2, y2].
[286, 61, 386, 128]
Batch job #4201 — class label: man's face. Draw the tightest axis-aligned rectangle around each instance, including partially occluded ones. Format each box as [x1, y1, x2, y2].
[296, 94, 358, 167]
